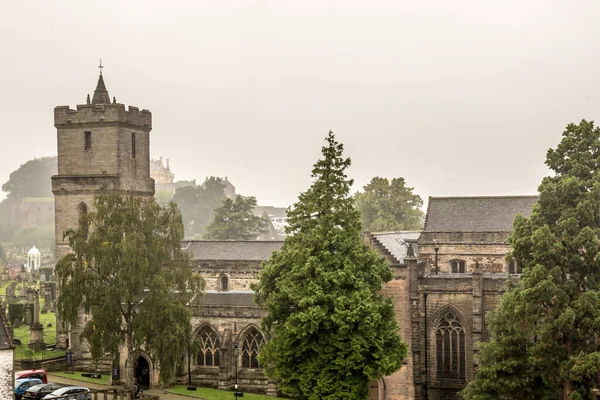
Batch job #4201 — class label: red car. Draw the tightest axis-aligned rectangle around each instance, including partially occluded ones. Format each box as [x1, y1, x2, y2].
[15, 370, 48, 384]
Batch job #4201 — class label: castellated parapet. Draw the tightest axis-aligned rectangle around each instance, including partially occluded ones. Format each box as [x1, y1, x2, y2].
[54, 103, 152, 130]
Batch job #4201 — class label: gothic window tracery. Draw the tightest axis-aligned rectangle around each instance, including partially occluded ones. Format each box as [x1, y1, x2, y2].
[435, 311, 466, 381]
[196, 326, 220, 367]
[240, 327, 265, 369]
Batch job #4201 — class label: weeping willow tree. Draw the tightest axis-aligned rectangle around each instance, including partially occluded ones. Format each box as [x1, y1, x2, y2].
[56, 193, 203, 390]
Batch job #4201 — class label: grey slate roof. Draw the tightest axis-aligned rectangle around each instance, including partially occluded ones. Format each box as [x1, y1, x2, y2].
[195, 290, 256, 307]
[182, 240, 283, 261]
[424, 196, 538, 232]
[372, 231, 420, 264]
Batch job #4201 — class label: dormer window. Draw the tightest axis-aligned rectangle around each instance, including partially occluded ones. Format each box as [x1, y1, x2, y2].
[451, 260, 466, 273]
[508, 259, 522, 274]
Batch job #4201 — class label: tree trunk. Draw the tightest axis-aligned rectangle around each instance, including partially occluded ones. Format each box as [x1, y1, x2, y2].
[126, 329, 134, 395]
[564, 339, 572, 400]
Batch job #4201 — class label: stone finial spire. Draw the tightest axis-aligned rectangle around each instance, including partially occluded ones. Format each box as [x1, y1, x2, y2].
[86, 94, 91, 104]
[91, 60, 111, 105]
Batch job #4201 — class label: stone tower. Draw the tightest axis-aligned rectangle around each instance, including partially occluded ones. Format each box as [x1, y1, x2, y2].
[52, 71, 155, 259]
[52, 69, 155, 353]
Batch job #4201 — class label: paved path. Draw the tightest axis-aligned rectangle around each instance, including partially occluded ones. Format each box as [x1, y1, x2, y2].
[47, 374, 202, 400]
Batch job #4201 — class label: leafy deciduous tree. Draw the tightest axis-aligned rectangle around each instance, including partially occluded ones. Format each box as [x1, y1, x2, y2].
[354, 177, 424, 232]
[172, 178, 227, 237]
[254, 131, 407, 400]
[463, 120, 600, 400]
[204, 195, 267, 240]
[2, 156, 57, 199]
[56, 193, 203, 390]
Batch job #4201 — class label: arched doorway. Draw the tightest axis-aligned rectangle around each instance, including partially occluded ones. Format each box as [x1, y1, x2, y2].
[134, 355, 151, 389]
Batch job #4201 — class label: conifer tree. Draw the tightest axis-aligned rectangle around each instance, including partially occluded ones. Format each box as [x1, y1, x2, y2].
[254, 131, 407, 400]
[462, 120, 600, 400]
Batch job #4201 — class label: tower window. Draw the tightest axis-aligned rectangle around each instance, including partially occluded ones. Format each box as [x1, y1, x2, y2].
[220, 274, 229, 291]
[84, 131, 92, 150]
[131, 133, 136, 158]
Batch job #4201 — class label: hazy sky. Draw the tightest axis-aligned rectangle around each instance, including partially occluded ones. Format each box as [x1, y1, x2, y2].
[2, 1, 599, 208]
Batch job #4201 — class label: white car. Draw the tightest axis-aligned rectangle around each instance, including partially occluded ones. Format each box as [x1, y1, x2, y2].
[42, 386, 91, 400]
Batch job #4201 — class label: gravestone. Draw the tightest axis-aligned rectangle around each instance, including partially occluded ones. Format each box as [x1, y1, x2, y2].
[29, 289, 46, 351]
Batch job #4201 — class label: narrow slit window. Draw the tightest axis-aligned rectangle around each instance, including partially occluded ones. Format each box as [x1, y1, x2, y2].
[84, 131, 92, 150]
[132, 133, 136, 158]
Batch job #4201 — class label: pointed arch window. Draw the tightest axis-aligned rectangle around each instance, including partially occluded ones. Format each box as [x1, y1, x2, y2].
[436, 312, 466, 381]
[78, 202, 88, 240]
[240, 327, 265, 369]
[196, 326, 220, 367]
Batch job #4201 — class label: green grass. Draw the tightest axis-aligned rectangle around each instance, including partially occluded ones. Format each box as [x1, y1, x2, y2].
[168, 385, 288, 400]
[7, 281, 66, 361]
[50, 371, 111, 385]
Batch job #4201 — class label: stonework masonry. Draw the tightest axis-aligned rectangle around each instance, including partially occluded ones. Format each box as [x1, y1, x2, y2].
[52, 73, 155, 356]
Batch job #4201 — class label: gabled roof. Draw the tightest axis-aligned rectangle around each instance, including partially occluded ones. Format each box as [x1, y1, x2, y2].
[424, 196, 538, 232]
[372, 231, 420, 264]
[182, 240, 283, 261]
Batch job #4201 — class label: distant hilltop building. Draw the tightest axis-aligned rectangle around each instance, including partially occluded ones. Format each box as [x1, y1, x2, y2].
[150, 157, 174, 185]
[151, 157, 196, 195]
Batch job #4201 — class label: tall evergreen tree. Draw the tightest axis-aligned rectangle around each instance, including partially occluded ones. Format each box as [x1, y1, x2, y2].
[254, 131, 407, 400]
[463, 120, 600, 400]
[55, 193, 203, 391]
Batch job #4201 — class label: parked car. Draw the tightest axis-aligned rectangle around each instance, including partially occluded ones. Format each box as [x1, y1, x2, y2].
[42, 386, 91, 400]
[15, 378, 43, 400]
[15, 370, 48, 384]
[23, 384, 63, 400]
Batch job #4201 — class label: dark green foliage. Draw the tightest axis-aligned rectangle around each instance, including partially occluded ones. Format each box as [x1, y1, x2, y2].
[8, 304, 24, 323]
[2, 156, 57, 199]
[462, 120, 600, 400]
[204, 195, 267, 240]
[55, 193, 203, 386]
[355, 177, 424, 232]
[172, 178, 227, 238]
[254, 132, 407, 400]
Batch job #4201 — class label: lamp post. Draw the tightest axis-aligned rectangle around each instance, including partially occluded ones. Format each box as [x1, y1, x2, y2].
[233, 343, 240, 398]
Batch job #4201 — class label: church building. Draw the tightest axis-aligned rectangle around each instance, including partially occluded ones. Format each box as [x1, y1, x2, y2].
[51, 70, 538, 398]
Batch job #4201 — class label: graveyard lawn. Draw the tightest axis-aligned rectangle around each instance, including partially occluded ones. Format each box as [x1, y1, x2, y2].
[2, 280, 65, 361]
[167, 386, 288, 400]
[51, 371, 111, 385]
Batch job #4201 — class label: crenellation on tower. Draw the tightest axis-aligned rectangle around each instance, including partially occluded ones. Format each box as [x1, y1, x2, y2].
[54, 103, 152, 129]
